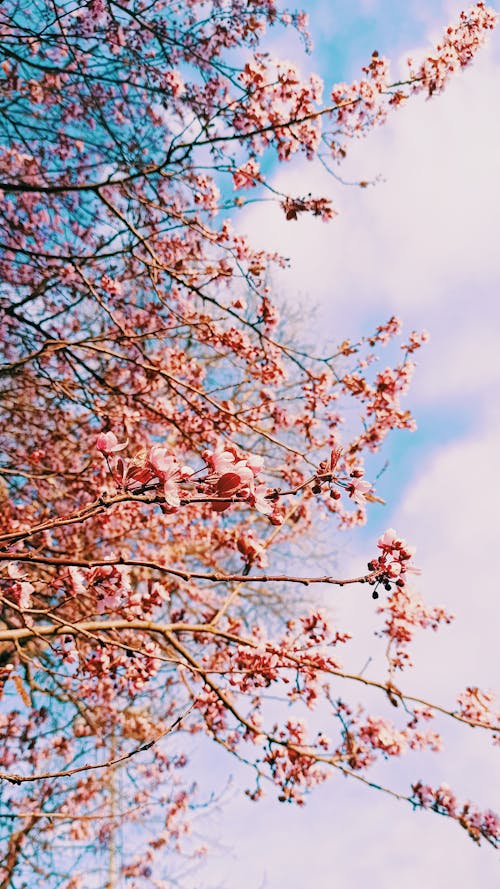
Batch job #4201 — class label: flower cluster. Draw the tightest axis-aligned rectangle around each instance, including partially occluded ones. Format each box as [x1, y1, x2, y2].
[368, 528, 418, 595]
[236, 529, 268, 568]
[203, 442, 283, 521]
[69, 563, 131, 614]
[0, 562, 34, 610]
[328, 51, 391, 159]
[235, 58, 323, 160]
[409, 3, 497, 96]
[281, 195, 336, 221]
[366, 531, 453, 669]
[456, 687, 500, 740]
[313, 446, 373, 507]
[412, 782, 500, 846]
[96, 433, 284, 522]
[337, 711, 443, 770]
[232, 158, 261, 190]
[378, 584, 453, 671]
[263, 720, 329, 804]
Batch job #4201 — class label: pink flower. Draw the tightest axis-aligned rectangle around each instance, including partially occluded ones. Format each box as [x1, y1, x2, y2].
[204, 445, 238, 475]
[1, 564, 34, 610]
[246, 453, 264, 476]
[68, 567, 87, 595]
[231, 461, 254, 486]
[204, 443, 264, 480]
[232, 158, 261, 190]
[237, 531, 268, 568]
[148, 446, 179, 480]
[386, 561, 402, 577]
[96, 431, 128, 455]
[347, 478, 371, 504]
[164, 478, 181, 509]
[148, 446, 187, 510]
[100, 275, 122, 297]
[377, 528, 399, 549]
[249, 483, 273, 516]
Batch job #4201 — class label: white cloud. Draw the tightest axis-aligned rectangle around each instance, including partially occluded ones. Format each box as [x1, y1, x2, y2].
[394, 415, 500, 689]
[241, 44, 500, 421]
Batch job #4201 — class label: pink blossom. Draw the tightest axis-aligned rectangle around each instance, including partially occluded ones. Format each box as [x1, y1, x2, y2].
[164, 479, 181, 509]
[347, 477, 371, 504]
[148, 446, 187, 509]
[237, 531, 268, 568]
[409, 3, 497, 96]
[4, 564, 34, 609]
[377, 528, 399, 549]
[232, 158, 261, 190]
[101, 274, 122, 297]
[96, 431, 128, 455]
[246, 453, 264, 476]
[249, 482, 273, 516]
[204, 444, 238, 475]
[68, 567, 87, 595]
[148, 446, 179, 480]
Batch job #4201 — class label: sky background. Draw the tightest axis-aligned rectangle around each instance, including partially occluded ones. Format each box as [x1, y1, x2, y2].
[178, 3, 500, 886]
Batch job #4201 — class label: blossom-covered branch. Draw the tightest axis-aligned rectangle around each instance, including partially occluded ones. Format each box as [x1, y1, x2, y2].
[0, 1, 497, 885]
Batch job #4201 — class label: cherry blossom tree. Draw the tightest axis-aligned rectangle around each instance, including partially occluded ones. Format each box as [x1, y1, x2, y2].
[0, 1, 498, 886]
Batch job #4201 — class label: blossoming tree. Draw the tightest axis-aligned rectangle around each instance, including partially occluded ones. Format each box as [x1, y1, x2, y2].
[0, 1, 498, 885]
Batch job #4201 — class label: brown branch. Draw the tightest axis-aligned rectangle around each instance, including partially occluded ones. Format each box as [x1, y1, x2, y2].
[0, 550, 373, 587]
[1, 612, 497, 734]
[0, 703, 194, 786]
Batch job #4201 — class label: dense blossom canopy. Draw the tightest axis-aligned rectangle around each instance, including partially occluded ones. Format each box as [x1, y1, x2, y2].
[0, 2, 498, 886]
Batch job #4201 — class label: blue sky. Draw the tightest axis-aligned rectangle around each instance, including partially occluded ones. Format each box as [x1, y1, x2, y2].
[177, 4, 500, 887]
